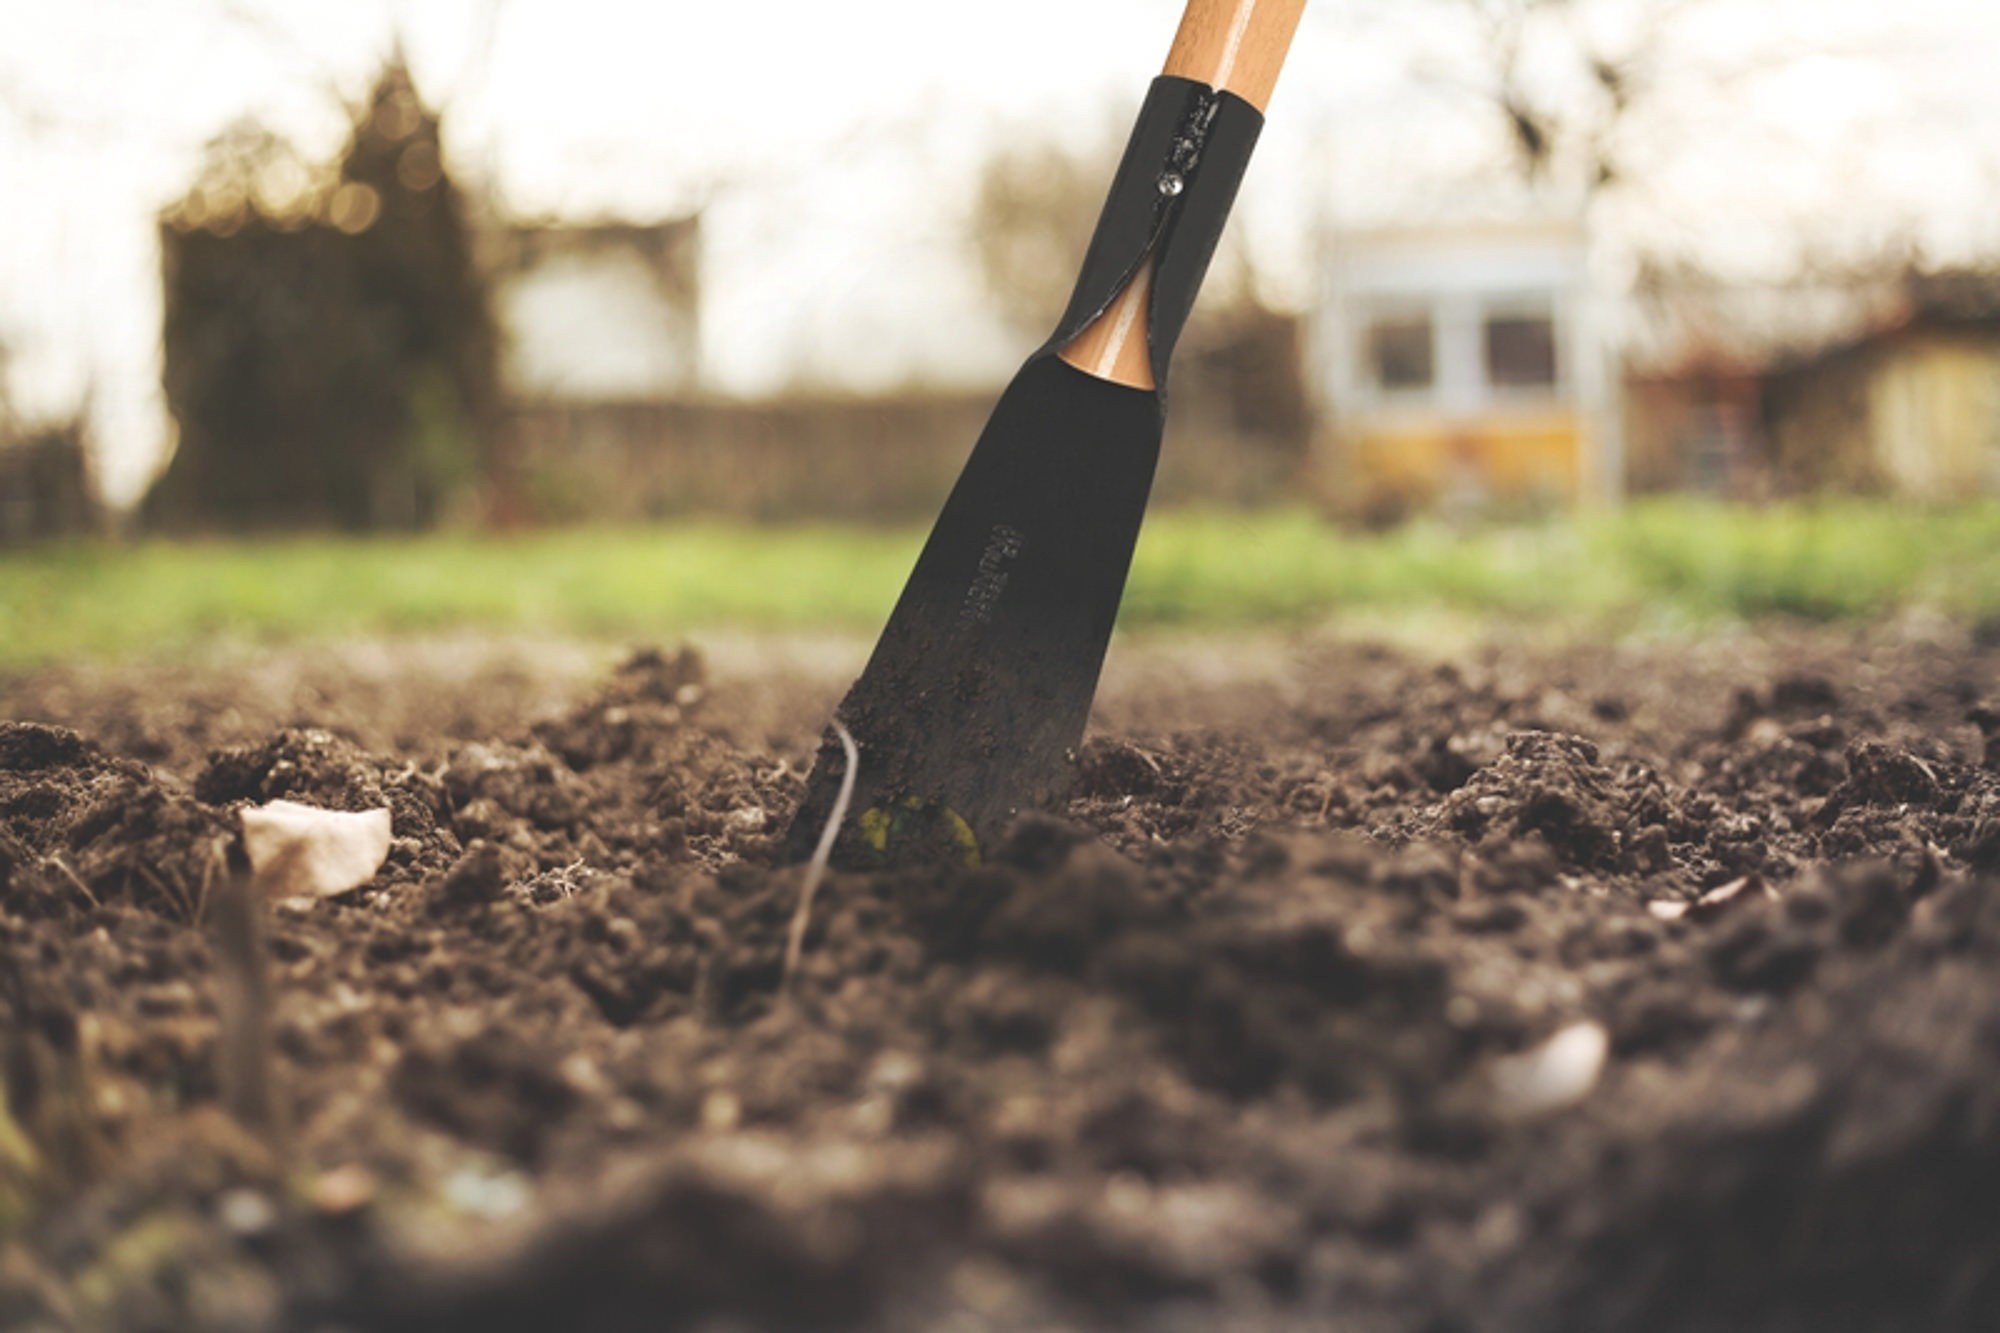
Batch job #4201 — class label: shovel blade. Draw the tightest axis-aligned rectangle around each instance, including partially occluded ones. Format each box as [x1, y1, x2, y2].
[784, 355, 1163, 864]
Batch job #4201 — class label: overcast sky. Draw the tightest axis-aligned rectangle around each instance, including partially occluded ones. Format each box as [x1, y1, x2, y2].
[5, 0, 1999, 503]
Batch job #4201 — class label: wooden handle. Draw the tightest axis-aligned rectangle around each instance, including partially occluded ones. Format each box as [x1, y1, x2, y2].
[1060, 0, 1305, 388]
[1162, 0, 1307, 113]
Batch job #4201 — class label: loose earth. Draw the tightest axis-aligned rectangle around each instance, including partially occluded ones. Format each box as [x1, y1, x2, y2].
[2, 625, 1998, 1331]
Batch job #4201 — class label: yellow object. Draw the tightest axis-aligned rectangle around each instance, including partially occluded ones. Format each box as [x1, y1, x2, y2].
[858, 806, 892, 853]
[1345, 409, 1583, 511]
[856, 800, 982, 866]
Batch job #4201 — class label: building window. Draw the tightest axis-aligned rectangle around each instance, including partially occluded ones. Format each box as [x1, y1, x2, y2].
[1366, 313, 1434, 392]
[1484, 308, 1558, 390]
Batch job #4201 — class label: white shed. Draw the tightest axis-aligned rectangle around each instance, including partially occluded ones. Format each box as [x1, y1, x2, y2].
[1309, 217, 1622, 514]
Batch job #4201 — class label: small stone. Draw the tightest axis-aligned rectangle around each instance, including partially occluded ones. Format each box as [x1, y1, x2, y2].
[218, 1187, 277, 1236]
[1745, 718, 1787, 748]
[309, 1164, 378, 1216]
[442, 1167, 530, 1220]
[702, 1089, 743, 1132]
[1492, 1021, 1609, 1118]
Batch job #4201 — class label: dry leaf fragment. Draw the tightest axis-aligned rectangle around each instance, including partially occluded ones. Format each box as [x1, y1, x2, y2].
[1647, 875, 1774, 925]
[240, 800, 391, 900]
[1694, 875, 1770, 916]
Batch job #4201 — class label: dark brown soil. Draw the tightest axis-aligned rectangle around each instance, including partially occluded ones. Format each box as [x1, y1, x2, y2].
[3, 625, 1998, 1332]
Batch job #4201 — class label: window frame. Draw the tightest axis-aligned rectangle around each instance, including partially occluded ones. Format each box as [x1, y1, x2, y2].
[1359, 302, 1441, 404]
[1478, 295, 1563, 401]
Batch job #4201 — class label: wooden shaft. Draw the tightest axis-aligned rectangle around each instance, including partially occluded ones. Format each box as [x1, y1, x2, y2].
[1163, 0, 1307, 113]
[1059, 258, 1158, 390]
[1060, 0, 1306, 388]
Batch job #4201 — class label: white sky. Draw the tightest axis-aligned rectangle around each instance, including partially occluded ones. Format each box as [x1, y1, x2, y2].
[4, 0, 1999, 504]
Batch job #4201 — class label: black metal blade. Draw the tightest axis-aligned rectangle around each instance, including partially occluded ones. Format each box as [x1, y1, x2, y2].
[783, 355, 1163, 864]
[778, 78, 1269, 866]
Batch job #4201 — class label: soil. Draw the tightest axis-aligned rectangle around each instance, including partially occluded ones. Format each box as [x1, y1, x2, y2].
[2, 623, 1998, 1332]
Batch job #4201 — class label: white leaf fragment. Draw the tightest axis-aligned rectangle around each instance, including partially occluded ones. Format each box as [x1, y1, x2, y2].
[1492, 1020, 1610, 1118]
[240, 800, 392, 901]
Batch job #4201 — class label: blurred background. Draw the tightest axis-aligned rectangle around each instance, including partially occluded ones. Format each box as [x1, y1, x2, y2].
[4, 0, 1999, 666]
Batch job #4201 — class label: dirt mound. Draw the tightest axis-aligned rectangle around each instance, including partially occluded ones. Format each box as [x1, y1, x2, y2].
[1440, 731, 1672, 876]
[533, 645, 707, 770]
[2, 629, 1998, 1331]
[0, 722, 231, 920]
[198, 727, 457, 881]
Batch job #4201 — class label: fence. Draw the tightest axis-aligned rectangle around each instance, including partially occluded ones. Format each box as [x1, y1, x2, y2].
[504, 387, 1307, 523]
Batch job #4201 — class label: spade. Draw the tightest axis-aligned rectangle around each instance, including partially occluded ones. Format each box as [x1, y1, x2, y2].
[786, 0, 1306, 864]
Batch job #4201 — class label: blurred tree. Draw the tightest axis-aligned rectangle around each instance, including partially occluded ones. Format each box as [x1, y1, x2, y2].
[0, 338, 14, 434]
[0, 324, 103, 542]
[1417, 0, 1686, 191]
[0, 416, 100, 544]
[146, 56, 498, 532]
[1417, 0, 1901, 206]
[968, 143, 1103, 339]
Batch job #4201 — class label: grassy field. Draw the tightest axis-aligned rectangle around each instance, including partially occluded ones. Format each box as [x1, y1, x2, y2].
[5, 500, 1998, 669]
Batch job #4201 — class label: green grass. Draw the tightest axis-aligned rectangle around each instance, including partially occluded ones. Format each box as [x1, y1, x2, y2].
[4, 500, 1998, 669]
